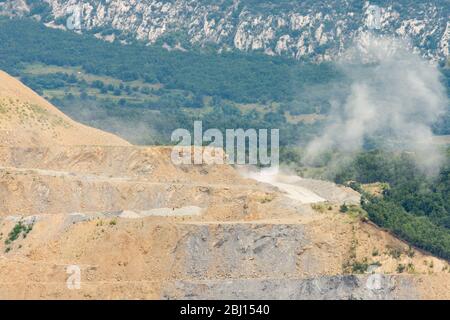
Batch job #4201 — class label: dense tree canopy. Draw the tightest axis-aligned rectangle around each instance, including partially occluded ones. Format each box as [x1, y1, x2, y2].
[335, 150, 450, 260]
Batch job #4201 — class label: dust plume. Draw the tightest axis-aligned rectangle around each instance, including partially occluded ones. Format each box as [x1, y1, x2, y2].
[304, 34, 448, 175]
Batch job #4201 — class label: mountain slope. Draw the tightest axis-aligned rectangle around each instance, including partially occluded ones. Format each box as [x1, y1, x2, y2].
[4, 0, 448, 62]
[0, 70, 129, 147]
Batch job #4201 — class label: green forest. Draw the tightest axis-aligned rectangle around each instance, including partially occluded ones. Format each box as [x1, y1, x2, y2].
[337, 151, 450, 260]
[0, 17, 349, 145]
[0, 17, 343, 104]
[0, 17, 448, 143]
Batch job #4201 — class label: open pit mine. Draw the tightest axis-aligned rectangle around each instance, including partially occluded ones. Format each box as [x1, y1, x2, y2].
[0, 70, 448, 299]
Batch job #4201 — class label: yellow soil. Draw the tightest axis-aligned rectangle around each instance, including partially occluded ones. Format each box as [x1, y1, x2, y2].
[0, 70, 129, 147]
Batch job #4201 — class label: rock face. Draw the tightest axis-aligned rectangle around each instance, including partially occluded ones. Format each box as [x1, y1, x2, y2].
[163, 275, 418, 300]
[0, 71, 449, 300]
[0, 0, 29, 17]
[6, 0, 448, 62]
[172, 224, 309, 279]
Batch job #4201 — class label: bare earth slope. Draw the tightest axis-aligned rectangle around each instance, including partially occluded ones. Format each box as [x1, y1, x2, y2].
[0, 71, 448, 299]
[0, 70, 129, 147]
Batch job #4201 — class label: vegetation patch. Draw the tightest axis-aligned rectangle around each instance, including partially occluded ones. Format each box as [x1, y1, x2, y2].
[311, 203, 329, 213]
[4, 221, 34, 246]
[334, 150, 450, 261]
[350, 260, 369, 274]
[340, 203, 368, 221]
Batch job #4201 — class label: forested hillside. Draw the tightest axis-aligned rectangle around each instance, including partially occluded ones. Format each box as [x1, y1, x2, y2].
[337, 151, 450, 260]
[0, 17, 344, 144]
[0, 18, 343, 103]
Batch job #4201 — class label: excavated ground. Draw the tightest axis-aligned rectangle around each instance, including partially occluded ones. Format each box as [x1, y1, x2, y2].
[1, 70, 448, 299]
[0, 146, 449, 300]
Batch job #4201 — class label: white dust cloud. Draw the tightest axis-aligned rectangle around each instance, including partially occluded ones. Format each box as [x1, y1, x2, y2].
[305, 34, 447, 175]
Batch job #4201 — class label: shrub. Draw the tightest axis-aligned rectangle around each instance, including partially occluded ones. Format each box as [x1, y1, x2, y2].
[339, 203, 349, 213]
[397, 264, 406, 273]
[352, 261, 369, 274]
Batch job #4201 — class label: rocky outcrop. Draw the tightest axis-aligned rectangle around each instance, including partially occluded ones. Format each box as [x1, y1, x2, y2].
[9, 0, 448, 62]
[0, 0, 29, 17]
